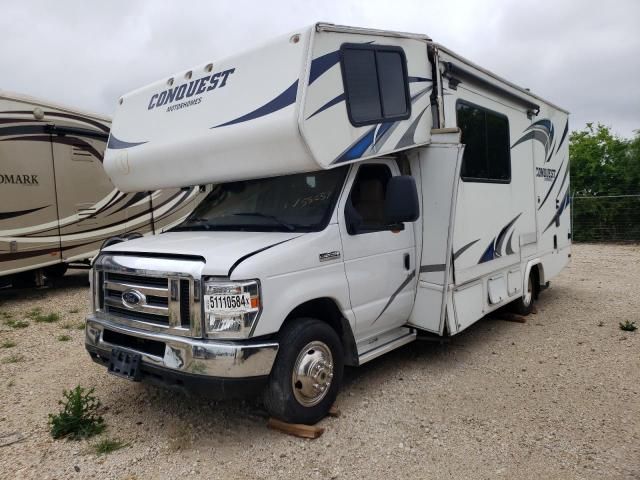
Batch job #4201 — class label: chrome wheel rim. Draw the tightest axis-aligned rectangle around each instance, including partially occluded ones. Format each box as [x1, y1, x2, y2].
[523, 276, 533, 307]
[291, 341, 334, 407]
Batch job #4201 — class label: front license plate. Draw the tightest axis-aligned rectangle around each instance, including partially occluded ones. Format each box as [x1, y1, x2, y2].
[204, 293, 251, 313]
[108, 348, 142, 381]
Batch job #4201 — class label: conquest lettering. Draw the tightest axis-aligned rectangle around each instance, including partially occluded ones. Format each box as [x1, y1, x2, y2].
[536, 167, 557, 182]
[147, 67, 235, 110]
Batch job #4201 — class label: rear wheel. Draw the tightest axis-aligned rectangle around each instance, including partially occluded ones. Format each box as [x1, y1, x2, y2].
[264, 318, 343, 425]
[512, 270, 535, 315]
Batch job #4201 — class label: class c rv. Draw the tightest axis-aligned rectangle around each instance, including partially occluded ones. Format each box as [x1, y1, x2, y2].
[86, 23, 571, 424]
[0, 91, 206, 287]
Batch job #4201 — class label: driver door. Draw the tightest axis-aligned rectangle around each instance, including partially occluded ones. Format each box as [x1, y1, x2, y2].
[338, 159, 417, 341]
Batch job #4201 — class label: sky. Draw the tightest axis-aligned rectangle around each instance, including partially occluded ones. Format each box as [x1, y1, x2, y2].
[1, 0, 638, 137]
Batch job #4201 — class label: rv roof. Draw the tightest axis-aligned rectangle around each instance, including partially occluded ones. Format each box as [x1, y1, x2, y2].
[0, 89, 111, 123]
[434, 44, 569, 114]
[317, 23, 566, 113]
[316, 22, 432, 41]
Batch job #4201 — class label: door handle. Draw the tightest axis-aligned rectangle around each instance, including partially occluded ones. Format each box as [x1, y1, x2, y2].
[404, 253, 410, 270]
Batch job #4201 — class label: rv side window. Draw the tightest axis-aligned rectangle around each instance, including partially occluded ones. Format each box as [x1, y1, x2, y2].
[457, 102, 511, 183]
[340, 44, 411, 126]
[346, 164, 393, 234]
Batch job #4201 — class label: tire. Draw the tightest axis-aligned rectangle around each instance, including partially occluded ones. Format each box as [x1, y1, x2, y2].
[512, 270, 535, 315]
[264, 318, 343, 425]
[44, 263, 68, 280]
[11, 271, 36, 289]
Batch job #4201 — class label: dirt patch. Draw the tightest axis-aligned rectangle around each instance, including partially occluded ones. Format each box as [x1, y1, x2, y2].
[0, 244, 638, 479]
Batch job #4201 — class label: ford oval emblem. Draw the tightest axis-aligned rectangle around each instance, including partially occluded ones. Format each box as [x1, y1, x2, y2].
[122, 289, 145, 308]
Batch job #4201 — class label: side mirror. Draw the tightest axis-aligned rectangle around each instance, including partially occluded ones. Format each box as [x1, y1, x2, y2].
[384, 176, 419, 224]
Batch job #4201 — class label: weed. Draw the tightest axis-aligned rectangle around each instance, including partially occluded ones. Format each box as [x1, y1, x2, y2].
[49, 386, 105, 440]
[62, 321, 84, 330]
[3, 318, 29, 329]
[93, 438, 128, 455]
[597, 320, 605, 327]
[2, 353, 25, 364]
[7, 379, 15, 387]
[1, 340, 17, 348]
[1, 311, 13, 319]
[68, 308, 80, 314]
[58, 334, 71, 342]
[619, 320, 638, 332]
[28, 308, 59, 323]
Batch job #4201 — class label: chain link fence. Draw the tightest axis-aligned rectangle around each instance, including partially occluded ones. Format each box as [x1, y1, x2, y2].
[571, 194, 640, 242]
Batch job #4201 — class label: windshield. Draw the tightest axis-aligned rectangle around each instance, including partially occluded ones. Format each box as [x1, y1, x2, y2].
[173, 167, 348, 232]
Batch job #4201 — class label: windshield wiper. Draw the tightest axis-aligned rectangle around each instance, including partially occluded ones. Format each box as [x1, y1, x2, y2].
[170, 217, 212, 231]
[170, 224, 211, 232]
[232, 212, 296, 231]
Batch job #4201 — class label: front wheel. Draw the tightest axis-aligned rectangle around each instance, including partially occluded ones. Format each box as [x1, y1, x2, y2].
[263, 318, 343, 425]
[44, 263, 68, 280]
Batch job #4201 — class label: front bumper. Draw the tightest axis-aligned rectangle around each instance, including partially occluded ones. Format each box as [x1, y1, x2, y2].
[85, 315, 279, 380]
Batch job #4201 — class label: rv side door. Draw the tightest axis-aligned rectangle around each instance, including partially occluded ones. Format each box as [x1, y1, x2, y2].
[337, 159, 417, 341]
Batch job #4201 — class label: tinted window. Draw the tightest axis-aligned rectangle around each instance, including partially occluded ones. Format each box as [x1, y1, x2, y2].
[342, 48, 382, 123]
[457, 102, 511, 183]
[377, 51, 408, 117]
[173, 168, 348, 233]
[340, 44, 410, 126]
[347, 164, 392, 233]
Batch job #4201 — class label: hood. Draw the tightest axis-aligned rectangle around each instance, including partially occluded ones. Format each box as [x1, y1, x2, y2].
[103, 231, 301, 276]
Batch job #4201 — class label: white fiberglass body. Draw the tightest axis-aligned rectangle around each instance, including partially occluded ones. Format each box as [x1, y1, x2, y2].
[87, 22, 571, 424]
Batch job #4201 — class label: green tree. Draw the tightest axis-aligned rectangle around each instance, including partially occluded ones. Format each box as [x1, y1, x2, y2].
[570, 124, 640, 241]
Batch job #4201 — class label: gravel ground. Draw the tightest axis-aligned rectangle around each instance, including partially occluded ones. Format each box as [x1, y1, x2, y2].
[0, 243, 638, 480]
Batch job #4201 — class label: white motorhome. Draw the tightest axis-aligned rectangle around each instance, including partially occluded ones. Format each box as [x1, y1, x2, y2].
[86, 23, 571, 424]
[0, 91, 206, 287]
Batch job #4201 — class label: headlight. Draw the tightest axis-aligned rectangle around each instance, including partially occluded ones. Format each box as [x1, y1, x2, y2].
[202, 279, 261, 338]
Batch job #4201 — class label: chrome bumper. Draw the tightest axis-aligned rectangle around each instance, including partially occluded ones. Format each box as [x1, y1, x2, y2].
[85, 315, 278, 378]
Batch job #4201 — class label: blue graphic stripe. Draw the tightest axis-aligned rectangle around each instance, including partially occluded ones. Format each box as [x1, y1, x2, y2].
[555, 120, 569, 154]
[308, 50, 341, 85]
[306, 93, 345, 120]
[512, 118, 556, 155]
[543, 189, 571, 233]
[107, 135, 147, 150]
[372, 270, 416, 324]
[334, 128, 377, 164]
[212, 80, 298, 128]
[478, 213, 522, 264]
[372, 121, 395, 148]
[495, 213, 522, 256]
[479, 240, 496, 264]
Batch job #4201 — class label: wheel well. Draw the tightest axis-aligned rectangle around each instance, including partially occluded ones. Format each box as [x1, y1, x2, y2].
[529, 264, 541, 299]
[282, 298, 358, 366]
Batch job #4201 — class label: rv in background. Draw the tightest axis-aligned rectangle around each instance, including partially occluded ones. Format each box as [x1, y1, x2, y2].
[0, 91, 206, 287]
[85, 23, 571, 424]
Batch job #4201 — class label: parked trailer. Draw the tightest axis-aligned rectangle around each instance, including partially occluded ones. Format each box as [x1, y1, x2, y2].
[85, 23, 571, 424]
[0, 91, 206, 286]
